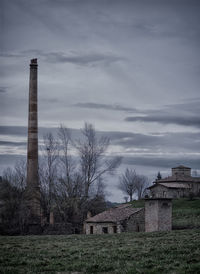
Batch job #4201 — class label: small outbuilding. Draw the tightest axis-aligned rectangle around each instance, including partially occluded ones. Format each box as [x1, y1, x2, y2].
[84, 204, 144, 234]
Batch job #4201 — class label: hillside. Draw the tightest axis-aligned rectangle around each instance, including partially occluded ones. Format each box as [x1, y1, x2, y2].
[172, 198, 200, 229]
[130, 198, 200, 229]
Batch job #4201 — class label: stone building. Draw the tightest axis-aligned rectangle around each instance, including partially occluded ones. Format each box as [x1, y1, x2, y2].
[148, 183, 190, 199]
[84, 198, 172, 234]
[148, 165, 200, 198]
[84, 204, 145, 234]
[145, 198, 172, 232]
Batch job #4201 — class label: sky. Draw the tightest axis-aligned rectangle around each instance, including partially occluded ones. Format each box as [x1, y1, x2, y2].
[0, 0, 200, 201]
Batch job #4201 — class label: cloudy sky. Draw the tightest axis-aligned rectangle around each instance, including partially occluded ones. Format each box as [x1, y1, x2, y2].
[1, 0, 200, 201]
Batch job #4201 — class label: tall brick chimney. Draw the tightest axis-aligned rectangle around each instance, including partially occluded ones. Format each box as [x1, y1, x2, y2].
[25, 59, 41, 228]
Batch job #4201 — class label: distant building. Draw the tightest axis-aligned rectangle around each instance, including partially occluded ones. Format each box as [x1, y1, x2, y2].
[148, 165, 200, 198]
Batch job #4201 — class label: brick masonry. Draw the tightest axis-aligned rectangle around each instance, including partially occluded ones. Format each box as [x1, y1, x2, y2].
[25, 59, 41, 225]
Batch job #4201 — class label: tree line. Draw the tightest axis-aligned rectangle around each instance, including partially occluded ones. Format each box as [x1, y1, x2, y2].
[0, 123, 150, 235]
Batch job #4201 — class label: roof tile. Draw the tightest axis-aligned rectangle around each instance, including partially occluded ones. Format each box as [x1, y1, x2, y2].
[85, 205, 143, 223]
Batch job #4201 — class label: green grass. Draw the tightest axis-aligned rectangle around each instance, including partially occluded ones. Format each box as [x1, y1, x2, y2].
[172, 198, 200, 229]
[0, 230, 200, 273]
[131, 198, 200, 229]
[1, 199, 199, 273]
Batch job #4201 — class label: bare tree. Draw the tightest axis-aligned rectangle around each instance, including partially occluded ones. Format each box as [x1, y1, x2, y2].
[40, 132, 59, 223]
[75, 123, 122, 198]
[14, 160, 27, 190]
[2, 160, 26, 190]
[0, 122, 122, 233]
[58, 125, 81, 198]
[0, 161, 27, 233]
[118, 168, 137, 202]
[135, 175, 150, 200]
[118, 169, 150, 200]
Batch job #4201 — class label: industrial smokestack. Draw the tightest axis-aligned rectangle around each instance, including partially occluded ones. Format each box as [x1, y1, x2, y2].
[25, 58, 41, 227]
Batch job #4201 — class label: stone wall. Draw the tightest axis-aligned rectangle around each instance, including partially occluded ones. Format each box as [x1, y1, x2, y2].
[145, 199, 172, 232]
[85, 209, 145, 234]
[151, 185, 189, 198]
[126, 209, 145, 232]
[85, 222, 118, 235]
[172, 167, 191, 177]
[190, 182, 200, 196]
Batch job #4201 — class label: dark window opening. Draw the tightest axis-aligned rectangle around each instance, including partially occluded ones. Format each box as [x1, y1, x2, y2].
[90, 226, 93, 234]
[74, 228, 80, 234]
[102, 227, 108, 234]
[162, 202, 169, 207]
[113, 226, 117, 233]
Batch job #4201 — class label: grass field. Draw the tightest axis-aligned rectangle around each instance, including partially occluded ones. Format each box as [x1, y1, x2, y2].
[172, 198, 200, 229]
[131, 198, 200, 229]
[0, 229, 200, 273]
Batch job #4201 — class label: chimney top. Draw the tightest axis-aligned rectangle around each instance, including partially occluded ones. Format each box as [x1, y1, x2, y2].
[30, 58, 37, 64]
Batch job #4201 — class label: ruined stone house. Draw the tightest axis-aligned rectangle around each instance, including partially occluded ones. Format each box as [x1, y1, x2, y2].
[84, 204, 145, 234]
[148, 165, 200, 199]
[84, 198, 172, 234]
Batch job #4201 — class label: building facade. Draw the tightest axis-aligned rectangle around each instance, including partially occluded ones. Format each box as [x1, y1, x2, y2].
[145, 198, 172, 232]
[84, 204, 145, 234]
[149, 166, 200, 199]
[84, 198, 172, 234]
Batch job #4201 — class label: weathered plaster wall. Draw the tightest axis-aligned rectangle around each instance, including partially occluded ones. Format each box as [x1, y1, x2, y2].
[151, 185, 189, 198]
[145, 199, 172, 232]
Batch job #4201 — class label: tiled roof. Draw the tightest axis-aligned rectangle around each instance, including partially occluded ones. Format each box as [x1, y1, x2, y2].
[159, 183, 191, 189]
[155, 176, 200, 183]
[148, 182, 191, 189]
[85, 205, 143, 223]
[172, 165, 191, 169]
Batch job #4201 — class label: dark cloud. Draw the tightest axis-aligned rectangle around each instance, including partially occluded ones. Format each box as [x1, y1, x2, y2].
[0, 53, 22, 58]
[0, 126, 58, 137]
[0, 87, 8, 93]
[0, 154, 26, 171]
[125, 115, 200, 128]
[74, 102, 137, 112]
[165, 99, 200, 115]
[43, 52, 123, 66]
[1, 126, 199, 153]
[123, 156, 200, 170]
[1, 50, 123, 67]
[111, 131, 200, 152]
[0, 141, 26, 147]
[125, 99, 200, 128]
[0, 126, 27, 136]
[1, 0, 200, 191]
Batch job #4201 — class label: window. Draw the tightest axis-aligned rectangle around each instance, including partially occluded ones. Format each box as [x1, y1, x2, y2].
[102, 227, 108, 234]
[162, 202, 169, 207]
[113, 226, 117, 233]
[90, 226, 93, 234]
